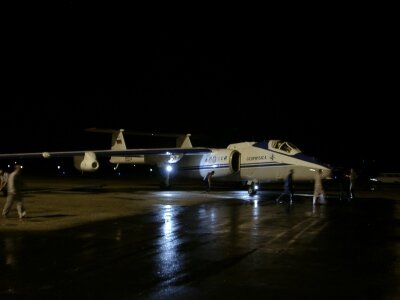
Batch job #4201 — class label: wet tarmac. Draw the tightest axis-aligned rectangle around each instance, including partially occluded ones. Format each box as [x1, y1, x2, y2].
[0, 177, 399, 299]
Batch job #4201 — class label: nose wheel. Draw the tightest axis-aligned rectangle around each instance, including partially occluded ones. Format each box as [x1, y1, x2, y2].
[248, 182, 257, 196]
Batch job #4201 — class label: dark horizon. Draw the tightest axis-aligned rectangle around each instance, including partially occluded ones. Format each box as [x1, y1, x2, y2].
[2, 81, 397, 173]
[2, 5, 398, 174]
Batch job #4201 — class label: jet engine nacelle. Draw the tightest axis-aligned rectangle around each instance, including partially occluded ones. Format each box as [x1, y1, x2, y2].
[200, 149, 240, 178]
[73, 151, 100, 172]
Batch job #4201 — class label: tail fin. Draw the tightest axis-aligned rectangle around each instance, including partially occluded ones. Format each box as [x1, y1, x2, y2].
[176, 134, 192, 148]
[111, 129, 127, 150]
[109, 129, 145, 164]
[86, 127, 192, 149]
[85, 128, 127, 150]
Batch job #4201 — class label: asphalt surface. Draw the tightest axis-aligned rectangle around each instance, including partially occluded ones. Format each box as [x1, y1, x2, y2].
[0, 177, 399, 299]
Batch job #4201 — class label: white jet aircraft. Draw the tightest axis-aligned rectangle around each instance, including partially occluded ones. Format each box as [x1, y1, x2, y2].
[0, 129, 331, 195]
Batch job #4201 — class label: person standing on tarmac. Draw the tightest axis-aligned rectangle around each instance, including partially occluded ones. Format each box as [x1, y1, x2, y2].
[348, 167, 357, 200]
[204, 170, 215, 191]
[276, 169, 294, 204]
[2, 165, 27, 219]
[0, 169, 9, 196]
[313, 169, 325, 205]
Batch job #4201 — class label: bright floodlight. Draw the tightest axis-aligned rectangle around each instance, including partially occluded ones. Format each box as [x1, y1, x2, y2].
[166, 165, 173, 173]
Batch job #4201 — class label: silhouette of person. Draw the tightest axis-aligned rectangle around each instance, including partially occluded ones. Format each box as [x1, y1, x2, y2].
[313, 169, 325, 205]
[276, 169, 294, 204]
[0, 169, 9, 197]
[204, 171, 215, 191]
[349, 168, 357, 200]
[337, 168, 348, 201]
[2, 165, 27, 219]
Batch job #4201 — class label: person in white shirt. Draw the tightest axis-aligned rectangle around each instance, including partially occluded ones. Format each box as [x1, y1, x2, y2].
[313, 169, 325, 205]
[2, 165, 26, 219]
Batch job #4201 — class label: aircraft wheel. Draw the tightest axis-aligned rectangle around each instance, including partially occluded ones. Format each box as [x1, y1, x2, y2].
[248, 183, 257, 196]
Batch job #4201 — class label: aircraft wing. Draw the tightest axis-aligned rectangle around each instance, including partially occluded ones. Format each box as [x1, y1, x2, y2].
[0, 147, 212, 159]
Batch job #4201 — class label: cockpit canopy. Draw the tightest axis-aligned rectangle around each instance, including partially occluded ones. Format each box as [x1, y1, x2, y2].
[269, 140, 301, 155]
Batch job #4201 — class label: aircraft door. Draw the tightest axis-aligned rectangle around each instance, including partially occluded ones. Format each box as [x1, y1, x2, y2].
[231, 151, 240, 173]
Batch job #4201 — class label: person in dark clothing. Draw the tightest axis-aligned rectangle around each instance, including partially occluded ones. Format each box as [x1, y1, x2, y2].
[203, 171, 215, 191]
[348, 168, 357, 200]
[276, 169, 294, 204]
[0, 169, 9, 196]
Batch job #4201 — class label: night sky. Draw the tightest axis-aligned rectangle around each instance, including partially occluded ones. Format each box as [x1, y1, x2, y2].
[2, 3, 398, 173]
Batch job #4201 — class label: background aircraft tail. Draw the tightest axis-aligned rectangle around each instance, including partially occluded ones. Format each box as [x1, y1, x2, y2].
[85, 128, 193, 165]
[111, 129, 127, 150]
[86, 128, 192, 149]
[176, 134, 192, 148]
